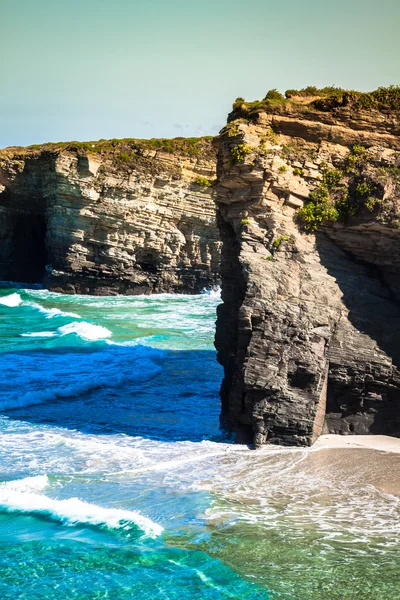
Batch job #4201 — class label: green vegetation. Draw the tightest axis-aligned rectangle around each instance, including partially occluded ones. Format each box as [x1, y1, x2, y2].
[257, 129, 279, 157]
[298, 198, 340, 232]
[265, 128, 279, 143]
[281, 140, 314, 162]
[298, 168, 343, 231]
[285, 86, 343, 98]
[231, 144, 253, 163]
[115, 152, 131, 163]
[226, 124, 241, 137]
[298, 158, 384, 231]
[365, 196, 382, 211]
[323, 168, 343, 188]
[1, 136, 215, 161]
[194, 176, 212, 187]
[279, 165, 287, 174]
[293, 167, 303, 176]
[241, 218, 250, 226]
[263, 89, 285, 102]
[345, 144, 367, 172]
[272, 235, 290, 250]
[228, 86, 400, 122]
[313, 86, 400, 112]
[0, 136, 216, 179]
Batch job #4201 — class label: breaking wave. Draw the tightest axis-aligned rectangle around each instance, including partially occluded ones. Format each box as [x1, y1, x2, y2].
[0, 293, 23, 307]
[26, 302, 81, 319]
[0, 476, 163, 537]
[57, 321, 112, 341]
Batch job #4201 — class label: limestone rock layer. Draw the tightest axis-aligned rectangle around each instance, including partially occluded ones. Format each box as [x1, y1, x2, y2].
[0, 141, 220, 294]
[214, 104, 400, 446]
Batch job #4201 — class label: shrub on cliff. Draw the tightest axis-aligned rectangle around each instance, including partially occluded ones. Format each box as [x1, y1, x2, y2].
[298, 199, 339, 232]
[263, 89, 285, 102]
[231, 144, 253, 163]
[194, 176, 212, 187]
[298, 160, 385, 231]
[285, 86, 343, 99]
[298, 168, 343, 231]
[313, 86, 400, 112]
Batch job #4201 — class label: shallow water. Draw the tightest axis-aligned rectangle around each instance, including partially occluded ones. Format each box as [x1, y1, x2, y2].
[0, 287, 399, 599]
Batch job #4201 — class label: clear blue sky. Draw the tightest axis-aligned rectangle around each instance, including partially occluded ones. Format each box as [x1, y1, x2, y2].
[1, 0, 399, 147]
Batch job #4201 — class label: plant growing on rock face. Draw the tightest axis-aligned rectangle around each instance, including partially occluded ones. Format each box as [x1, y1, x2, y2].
[390, 218, 400, 229]
[323, 168, 343, 188]
[298, 199, 340, 232]
[278, 165, 287, 174]
[298, 158, 385, 230]
[293, 167, 303, 176]
[231, 144, 253, 163]
[241, 218, 250, 226]
[272, 235, 290, 250]
[355, 181, 382, 212]
[266, 128, 279, 143]
[345, 144, 367, 173]
[226, 124, 241, 137]
[194, 176, 212, 187]
[298, 168, 343, 231]
[263, 89, 285, 102]
[364, 196, 382, 211]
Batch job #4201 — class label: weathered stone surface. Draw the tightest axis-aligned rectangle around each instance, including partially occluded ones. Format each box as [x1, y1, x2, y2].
[0, 143, 220, 294]
[215, 112, 400, 446]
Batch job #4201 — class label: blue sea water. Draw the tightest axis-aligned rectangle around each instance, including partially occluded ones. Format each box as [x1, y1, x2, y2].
[0, 287, 399, 600]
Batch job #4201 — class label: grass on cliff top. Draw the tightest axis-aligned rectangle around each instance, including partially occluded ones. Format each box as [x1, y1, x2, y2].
[0, 136, 215, 161]
[228, 86, 400, 121]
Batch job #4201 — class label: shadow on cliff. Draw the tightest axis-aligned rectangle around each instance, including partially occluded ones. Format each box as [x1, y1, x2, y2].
[316, 232, 400, 366]
[316, 232, 400, 435]
[0, 344, 226, 443]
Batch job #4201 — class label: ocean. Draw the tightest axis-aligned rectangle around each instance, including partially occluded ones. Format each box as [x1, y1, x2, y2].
[0, 287, 399, 599]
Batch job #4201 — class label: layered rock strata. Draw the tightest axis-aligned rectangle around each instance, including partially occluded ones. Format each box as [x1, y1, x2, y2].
[215, 100, 400, 446]
[0, 139, 220, 294]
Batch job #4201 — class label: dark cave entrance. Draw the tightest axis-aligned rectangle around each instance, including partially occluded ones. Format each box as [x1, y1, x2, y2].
[8, 213, 48, 283]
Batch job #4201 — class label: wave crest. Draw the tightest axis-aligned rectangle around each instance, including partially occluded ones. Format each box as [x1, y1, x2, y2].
[57, 321, 112, 341]
[0, 476, 163, 537]
[0, 293, 23, 307]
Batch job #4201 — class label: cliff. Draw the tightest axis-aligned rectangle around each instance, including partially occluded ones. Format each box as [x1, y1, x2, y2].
[0, 138, 220, 294]
[214, 87, 400, 446]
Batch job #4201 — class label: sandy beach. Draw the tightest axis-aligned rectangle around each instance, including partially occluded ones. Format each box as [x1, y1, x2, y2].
[304, 435, 400, 496]
[313, 434, 400, 454]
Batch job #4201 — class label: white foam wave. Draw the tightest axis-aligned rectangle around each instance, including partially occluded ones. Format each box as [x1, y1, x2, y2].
[26, 302, 81, 319]
[21, 331, 57, 338]
[0, 293, 23, 307]
[201, 286, 221, 299]
[57, 321, 112, 341]
[0, 476, 163, 537]
[2, 474, 49, 493]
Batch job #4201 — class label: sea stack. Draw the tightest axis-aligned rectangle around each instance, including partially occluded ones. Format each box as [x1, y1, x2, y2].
[214, 88, 400, 446]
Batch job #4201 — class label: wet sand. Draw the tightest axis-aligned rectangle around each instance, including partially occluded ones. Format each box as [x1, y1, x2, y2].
[309, 435, 400, 496]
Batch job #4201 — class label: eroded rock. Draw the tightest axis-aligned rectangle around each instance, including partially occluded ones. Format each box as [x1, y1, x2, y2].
[215, 106, 400, 446]
[0, 140, 221, 294]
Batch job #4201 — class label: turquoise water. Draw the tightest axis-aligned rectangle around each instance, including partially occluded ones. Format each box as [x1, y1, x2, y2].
[0, 287, 399, 599]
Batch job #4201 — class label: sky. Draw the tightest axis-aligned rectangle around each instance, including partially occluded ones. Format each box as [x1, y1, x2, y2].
[1, 0, 399, 147]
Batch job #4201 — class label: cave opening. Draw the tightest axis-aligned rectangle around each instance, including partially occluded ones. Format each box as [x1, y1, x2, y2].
[8, 213, 48, 283]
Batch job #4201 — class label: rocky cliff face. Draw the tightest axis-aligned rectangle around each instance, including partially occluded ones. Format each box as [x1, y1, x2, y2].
[215, 93, 400, 446]
[0, 138, 220, 294]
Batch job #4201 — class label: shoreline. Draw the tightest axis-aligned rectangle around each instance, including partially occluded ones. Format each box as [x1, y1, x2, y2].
[312, 434, 400, 454]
